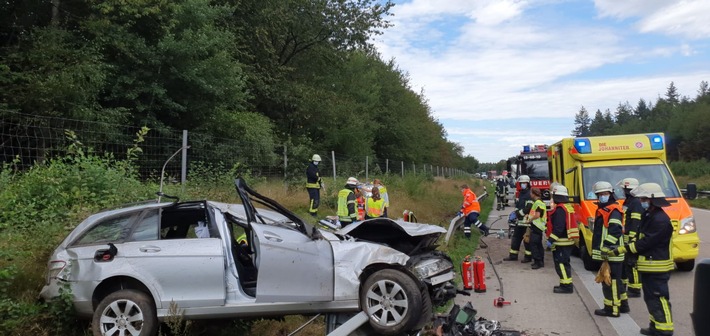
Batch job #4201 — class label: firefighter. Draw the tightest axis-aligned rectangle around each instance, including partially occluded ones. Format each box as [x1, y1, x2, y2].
[354, 186, 365, 220]
[547, 185, 576, 293]
[496, 176, 508, 209]
[591, 181, 628, 317]
[306, 154, 323, 217]
[528, 188, 546, 269]
[607, 183, 674, 336]
[373, 179, 389, 218]
[503, 175, 533, 262]
[618, 177, 643, 298]
[458, 184, 488, 238]
[337, 177, 359, 226]
[366, 186, 385, 219]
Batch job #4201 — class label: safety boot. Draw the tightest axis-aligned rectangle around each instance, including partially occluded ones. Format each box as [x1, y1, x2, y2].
[593, 308, 619, 318]
[521, 256, 532, 263]
[639, 327, 653, 335]
[503, 255, 518, 261]
[620, 300, 630, 314]
[553, 285, 573, 294]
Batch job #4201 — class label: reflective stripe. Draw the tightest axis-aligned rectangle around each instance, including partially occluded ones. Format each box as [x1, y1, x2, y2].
[605, 235, 618, 244]
[509, 250, 519, 255]
[524, 250, 532, 256]
[553, 239, 574, 246]
[655, 297, 674, 331]
[637, 259, 674, 272]
[306, 182, 320, 188]
[631, 213, 642, 220]
[559, 263, 572, 284]
[611, 280, 619, 314]
[608, 218, 622, 225]
[549, 234, 559, 240]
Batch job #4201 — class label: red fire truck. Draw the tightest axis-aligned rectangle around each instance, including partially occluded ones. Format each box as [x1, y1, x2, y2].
[514, 145, 551, 200]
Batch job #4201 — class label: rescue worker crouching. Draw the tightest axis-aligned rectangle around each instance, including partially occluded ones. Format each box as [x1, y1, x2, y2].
[547, 185, 577, 293]
[458, 184, 488, 238]
[618, 177, 643, 298]
[337, 177, 359, 226]
[591, 181, 628, 317]
[306, 154, 323, 217]
[606, 183, 675, 336]
[504, 175, 533, 262]
[528, 188, 546, 269]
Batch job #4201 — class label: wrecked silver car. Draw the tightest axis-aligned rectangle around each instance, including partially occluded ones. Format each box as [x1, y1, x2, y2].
[40, 178, 457, 336]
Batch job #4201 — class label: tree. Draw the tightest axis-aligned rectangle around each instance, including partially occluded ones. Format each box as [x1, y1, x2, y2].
[634, 98, 651, 120]
[698, 81, 709, 99]
[572, 106, 590, 136]
[665, 81, 679, 105]
[614, 102, 634, 126]
[589, 109, 611, 135]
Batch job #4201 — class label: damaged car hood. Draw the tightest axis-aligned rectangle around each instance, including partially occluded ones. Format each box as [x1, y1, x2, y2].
[336, 218, 446, 255]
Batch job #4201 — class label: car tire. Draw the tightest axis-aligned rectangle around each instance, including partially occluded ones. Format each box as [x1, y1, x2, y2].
[92, 289, 158, 336]
[677, 259, 695, 272]
[412, 287, 433, 330]
[579, 236, 600, 271]
[361, 269, 423, 335]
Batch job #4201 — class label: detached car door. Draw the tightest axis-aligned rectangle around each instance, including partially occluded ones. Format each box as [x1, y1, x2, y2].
[69, 208, 226, 309]
[251, 223, 334, 303]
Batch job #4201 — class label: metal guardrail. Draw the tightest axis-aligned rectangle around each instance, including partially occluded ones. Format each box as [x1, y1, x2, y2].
[444, 191, 487, 245]
[680, 188, 710, 199]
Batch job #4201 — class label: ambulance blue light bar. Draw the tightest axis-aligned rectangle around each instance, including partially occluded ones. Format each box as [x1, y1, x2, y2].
[523, 145, 531, 153]
[646, 134, 664, 150]
[574, 138, 591, 154]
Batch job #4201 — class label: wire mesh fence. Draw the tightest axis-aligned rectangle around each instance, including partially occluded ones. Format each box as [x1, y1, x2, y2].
[1, 111, 471, 183]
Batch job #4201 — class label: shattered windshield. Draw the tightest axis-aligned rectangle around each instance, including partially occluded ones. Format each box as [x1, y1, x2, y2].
[582, 164, 680, 200]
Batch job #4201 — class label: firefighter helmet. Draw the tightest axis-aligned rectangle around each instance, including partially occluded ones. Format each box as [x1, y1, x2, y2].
[552, 184, 569, 197]
[617, 177, 639, 190]
[311, 154, 322, 162]
[518, 175, 530, 183]
[346, 177, 359, 186]
[631, 183, 665, 198]
[592, 181, 613, 194]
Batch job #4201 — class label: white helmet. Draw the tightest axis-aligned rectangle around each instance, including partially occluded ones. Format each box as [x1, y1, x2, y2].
[617, 178, 639, 190]
[631, 183, 665, 198]
[311, 154, 322, 162]
[518, 175, 530, 183]
[346, 177, 359, 186]
[592, 181, 613, 194]
[552, 184, 569, 197]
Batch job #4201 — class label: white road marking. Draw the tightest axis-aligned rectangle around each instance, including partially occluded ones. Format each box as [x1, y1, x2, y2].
[570, 258, 642, 336]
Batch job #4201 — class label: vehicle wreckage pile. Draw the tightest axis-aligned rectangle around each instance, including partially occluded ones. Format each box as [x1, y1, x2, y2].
[433, 302, 523, 336]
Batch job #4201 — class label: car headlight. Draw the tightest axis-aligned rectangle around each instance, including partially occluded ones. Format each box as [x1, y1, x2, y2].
[47, 260, 67, 283]
[412, 258, 454, 279]
[679, 217, 696, 234]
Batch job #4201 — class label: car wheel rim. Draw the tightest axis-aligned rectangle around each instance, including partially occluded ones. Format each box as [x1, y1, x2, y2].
[365, 279, 409, 327]
[99, 299, 144, 336]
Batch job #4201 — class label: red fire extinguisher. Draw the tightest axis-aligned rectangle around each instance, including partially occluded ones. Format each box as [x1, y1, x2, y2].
[461, 255, 473, 290]
[473, 256, 487, 293]
[403, 210, 410, 222]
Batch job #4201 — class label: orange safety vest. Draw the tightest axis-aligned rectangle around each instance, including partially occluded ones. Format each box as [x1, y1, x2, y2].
[461, 188, 480, 215]
[356, 196, 365, 220]
[596, 203, 623, 228]
[546, 203, 579, 240]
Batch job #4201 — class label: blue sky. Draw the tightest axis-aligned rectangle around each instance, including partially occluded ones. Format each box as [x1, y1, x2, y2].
[372, 0, 710, 163]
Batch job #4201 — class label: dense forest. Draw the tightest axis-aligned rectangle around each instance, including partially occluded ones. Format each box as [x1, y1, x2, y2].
[572, 81, 710, 161]
[0, 0, 481, 172]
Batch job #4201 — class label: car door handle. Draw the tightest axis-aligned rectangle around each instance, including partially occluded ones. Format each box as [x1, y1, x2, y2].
[139, 246, 161, 253]
[264, 234, 282, 243]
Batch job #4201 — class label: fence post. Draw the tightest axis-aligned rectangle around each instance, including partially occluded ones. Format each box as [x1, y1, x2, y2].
[401, 161, 404, 178]
[332, 151, 337, 182]
[181, 130, 188, 192]
[386, 159, 389, 174]
[413, 163, 415, 175]
[366, 156, 369, 182]
[283, 143, 288, 180]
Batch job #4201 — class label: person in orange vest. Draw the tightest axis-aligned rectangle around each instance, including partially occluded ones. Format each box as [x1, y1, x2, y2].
[366, 187, 386, 219]
[458, 184, 488, 238]
[547, 185, 577, 293]
[354, 186, 366, 221]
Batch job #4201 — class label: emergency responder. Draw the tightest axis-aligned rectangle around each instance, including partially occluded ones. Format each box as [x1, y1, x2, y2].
[373, 179, 389, 218]
[607, 183, 674, 336]
[528, 188, 546, 269]
[458, 184, 488, 238]
[354, 186, 365, 220]
[591, 181, 628, 317]
[496, 176, 508, 209]
[618, 177, 643, 298]
[504, 175, 533, 262]
[366, 186, 385, 219]
[306, 154, 323, 217]
[337, 177, 359, 226]
[547, 185, 575, 293]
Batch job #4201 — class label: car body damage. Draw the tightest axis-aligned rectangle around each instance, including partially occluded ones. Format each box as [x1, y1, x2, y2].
[41, 178, 457, 336]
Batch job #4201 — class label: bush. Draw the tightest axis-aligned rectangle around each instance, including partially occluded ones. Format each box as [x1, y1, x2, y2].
[669, 159, 710, 178]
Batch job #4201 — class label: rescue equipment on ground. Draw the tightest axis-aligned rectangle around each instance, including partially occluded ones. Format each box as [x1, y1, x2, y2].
[493, 297, 511, 308]
[462, 255, 474, 290]
[433, 301, 522, 335]
[473, 256, 487, 293]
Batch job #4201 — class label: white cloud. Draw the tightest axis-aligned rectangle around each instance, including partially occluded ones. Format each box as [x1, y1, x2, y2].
[594, 0, 710, 39]
[469, 0, 527, 26]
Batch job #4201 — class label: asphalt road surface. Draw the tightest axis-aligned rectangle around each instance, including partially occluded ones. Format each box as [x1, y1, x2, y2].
[452, 197, 706, 336]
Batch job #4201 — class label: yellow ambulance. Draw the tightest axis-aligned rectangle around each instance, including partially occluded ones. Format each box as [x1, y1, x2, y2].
[548, 133, 699, 271]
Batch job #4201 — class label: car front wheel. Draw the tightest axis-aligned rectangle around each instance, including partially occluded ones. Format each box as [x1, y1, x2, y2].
[92, 289, 158, 336]
[360, 269, 423, 335]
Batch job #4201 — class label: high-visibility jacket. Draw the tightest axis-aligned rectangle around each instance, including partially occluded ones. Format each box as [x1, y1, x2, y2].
[356, 196, 365, 220]
[366, 197, 385, 218]
[623, 195, 643, 244]
[628, 207, 674, 273]
[306, 163, 321, 189]
[515, 189, 533, 227]
[337, 188, 357, 223]
[547, 203, 577, 246]
[377, 185, 389, 208]
[592, 202, 624, 262]
[530, 199, 547, 232]
[461, 188, 480, 215]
